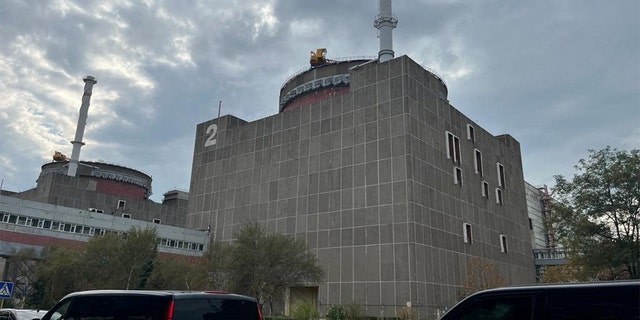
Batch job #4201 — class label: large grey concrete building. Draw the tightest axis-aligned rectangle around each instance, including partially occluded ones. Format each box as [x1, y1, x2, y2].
[186, 53, 536, 317]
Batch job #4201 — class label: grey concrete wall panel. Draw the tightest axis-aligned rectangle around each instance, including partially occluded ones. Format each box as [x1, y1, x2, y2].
[187, 55, 535, 317]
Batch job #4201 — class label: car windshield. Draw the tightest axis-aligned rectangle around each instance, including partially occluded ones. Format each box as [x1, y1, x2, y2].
[43, 295, 171, 320]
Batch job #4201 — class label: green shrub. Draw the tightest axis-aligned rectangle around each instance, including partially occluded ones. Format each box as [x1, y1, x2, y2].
[343, 302, 363, 320]
[290, 300, 318, 320]
[326, 304, 345, 320]
[397, 306, 418, 320]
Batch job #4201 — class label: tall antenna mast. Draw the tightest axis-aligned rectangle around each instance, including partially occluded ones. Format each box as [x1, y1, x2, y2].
[67, 76, 97, 177]
[374, 0, 398, 63]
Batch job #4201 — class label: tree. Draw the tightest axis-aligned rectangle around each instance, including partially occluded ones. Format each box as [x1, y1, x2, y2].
[33, 246, 84, 306]
[145, 257, 206, 290]
[539, 258, 584, 283]
[6, 249, 39, 307]
[226, 222, 323, 311]
[552, 147, 640, 279]
[201, 241, 234, 290]
[32, 227, 159, 305]
[460, 256, 506, 297]
[82, 228, 158, 289]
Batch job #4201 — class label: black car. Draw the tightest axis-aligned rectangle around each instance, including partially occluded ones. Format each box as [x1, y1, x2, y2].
[40, 290, 262, 320]
[439, 280, 640, 320]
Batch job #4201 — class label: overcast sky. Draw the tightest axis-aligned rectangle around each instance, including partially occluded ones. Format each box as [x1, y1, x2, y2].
[1, 0, 638, 202]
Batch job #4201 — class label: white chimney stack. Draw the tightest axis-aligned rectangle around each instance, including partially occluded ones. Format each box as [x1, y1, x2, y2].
[374, 0, 398, 63]
[67, 75, 97, 177]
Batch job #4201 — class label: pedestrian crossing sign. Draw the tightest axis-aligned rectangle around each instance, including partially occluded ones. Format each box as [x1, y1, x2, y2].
[0, 282, 13, 298]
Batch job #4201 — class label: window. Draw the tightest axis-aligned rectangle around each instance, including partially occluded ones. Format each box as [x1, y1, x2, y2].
[152, 218, 161, 224]
[467, 124, 475, 142]
[88, 208, 104, 214]
[474, 149, 483, 175]
[482, 181, 490, 198]
[529, 218, 533, 230]
[497, 163, 506, 187]
[500, 234, 508, 253]
[117, 200, 126, 210]
[454, 167, 463, 186]
[463, 223, 473, 244]
[445, 295, 533, 319]
[122, 213, 131, 219]
[446, 131, 461, 163]
[496, 188, 503, 205]
[547, 285, 640, 319]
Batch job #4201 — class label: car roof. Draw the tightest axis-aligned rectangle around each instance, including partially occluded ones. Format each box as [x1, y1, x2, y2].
[469, 280, 640, 296]
[61, 290, 257, 301]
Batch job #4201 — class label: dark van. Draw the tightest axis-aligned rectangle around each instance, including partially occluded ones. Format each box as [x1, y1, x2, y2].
[40, 290, 263, 320]
[439, 281, 640, 320]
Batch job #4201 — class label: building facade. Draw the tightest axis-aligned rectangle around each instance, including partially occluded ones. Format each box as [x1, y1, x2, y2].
[525, 182, 565, 281]
[0, 159, 208, 302]
[186, 55, 535, 317]
[13, 161, 190, 228]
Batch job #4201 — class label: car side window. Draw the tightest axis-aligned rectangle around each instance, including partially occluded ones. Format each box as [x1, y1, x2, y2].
[456, 296, 534, 320]
[173, 298, 261, 320]
[547, 287, 640, 320]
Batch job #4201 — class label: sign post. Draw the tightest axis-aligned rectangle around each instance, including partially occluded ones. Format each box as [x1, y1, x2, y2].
[0, 281, 14, 308]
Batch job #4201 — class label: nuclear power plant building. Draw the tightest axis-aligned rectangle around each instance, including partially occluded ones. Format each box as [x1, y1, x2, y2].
[186, 54, 535, 316]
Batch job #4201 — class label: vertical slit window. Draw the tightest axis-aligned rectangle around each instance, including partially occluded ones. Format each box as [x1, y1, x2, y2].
[454, 167, 463, 186]
[497, 162, 506, 187]
[446, 132, 461, 163]
[463, 223, 473, 244]
[482, 181, 489, 198]
[117, 200, 126, 210]
[467, 124, 475, 142]
[474, 149, 483, 175]
[496, 188, 503, 205]
[500, 234, 508, 253]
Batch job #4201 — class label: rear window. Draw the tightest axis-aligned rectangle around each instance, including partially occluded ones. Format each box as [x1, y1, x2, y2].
[173, 298, 260, 320]
[44, 295, 172, 320]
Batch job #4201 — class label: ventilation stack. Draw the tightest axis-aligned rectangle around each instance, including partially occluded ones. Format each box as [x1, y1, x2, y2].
[67, 76, 97, 177]
[374, 0, 398, 63]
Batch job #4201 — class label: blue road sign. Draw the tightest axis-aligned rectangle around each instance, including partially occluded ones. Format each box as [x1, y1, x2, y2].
[0, 281, 13, 298]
